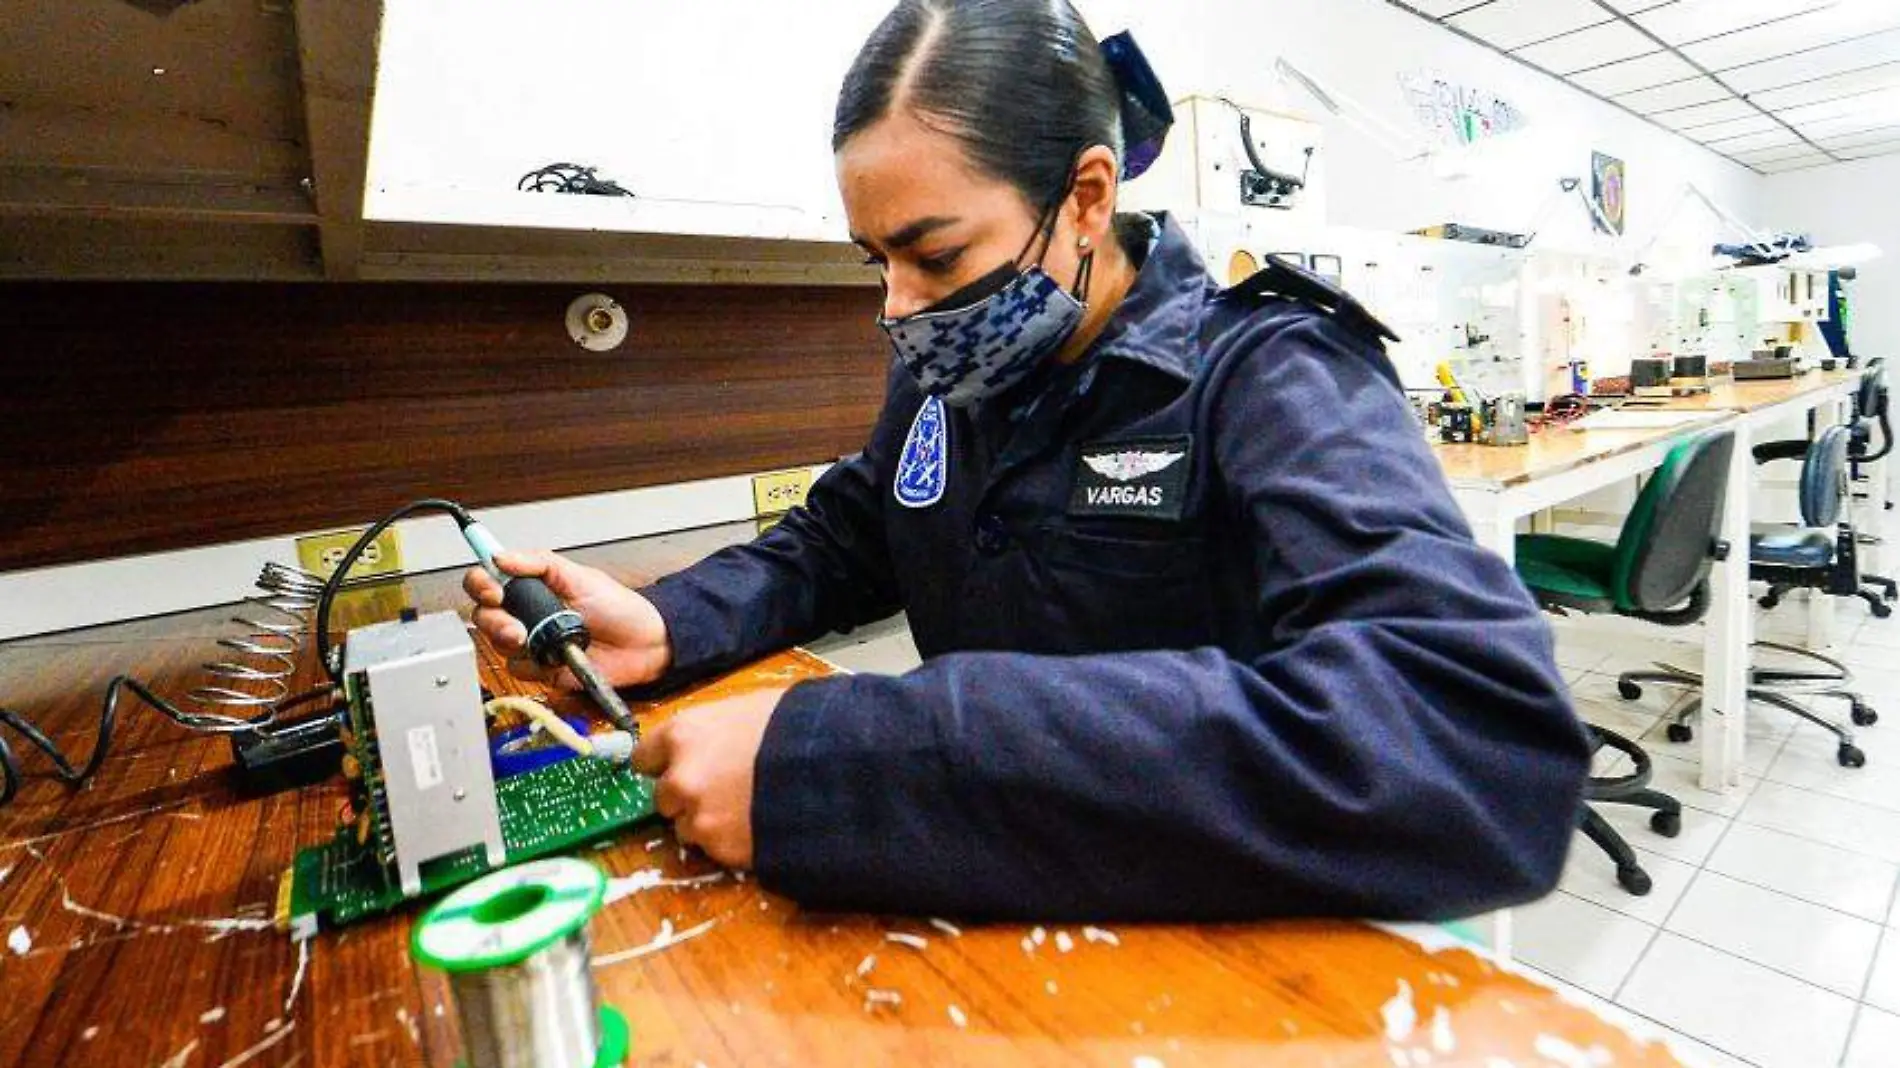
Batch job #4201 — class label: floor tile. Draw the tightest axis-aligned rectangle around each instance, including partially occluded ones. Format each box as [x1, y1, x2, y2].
[1511, 891, 1656, 999]
[1593, 798, 1729, 866]
[1765, 734, 1900, 814]
[1559, 835, 1696, 926]
[1737, 781, 1900, 865]
[1571, 670, 1682, 739]
[1642, 749, 1761, 819]
[1891, 885, 1900, 929]
[1617, 934, 1856, 1068]
[1704, 821, 1899, 923]
[1651, 1026, 1762, 1068]
[1867, 934, 1900, 1016]
[1664, 871, 1880, 997]
[1851, 618, 1900, 649]
[1843, 1005, 1900, 1068]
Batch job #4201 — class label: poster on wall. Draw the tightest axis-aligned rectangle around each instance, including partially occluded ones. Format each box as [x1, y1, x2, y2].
[1591, 151, 1626, 236]
[1396, 70, 1529, 147]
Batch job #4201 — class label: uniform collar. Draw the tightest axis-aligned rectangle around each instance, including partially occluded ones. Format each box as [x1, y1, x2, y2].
[1082, 211, 1210, 383]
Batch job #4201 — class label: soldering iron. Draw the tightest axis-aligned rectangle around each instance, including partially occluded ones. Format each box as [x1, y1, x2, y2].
[312, 499, 638, 742]
[456, 518, 639, 738]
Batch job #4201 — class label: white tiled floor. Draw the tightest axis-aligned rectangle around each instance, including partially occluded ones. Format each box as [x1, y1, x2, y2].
[804, 513, 1900, 1067]
[1515, 504, 1900, 1067]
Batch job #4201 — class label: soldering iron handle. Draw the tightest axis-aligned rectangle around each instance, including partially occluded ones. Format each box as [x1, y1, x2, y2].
[501, 578, 590, 667]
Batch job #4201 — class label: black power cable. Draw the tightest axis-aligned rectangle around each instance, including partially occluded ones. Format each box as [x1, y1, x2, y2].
[517, 163, 635, 197]
[0, 680, 338, 808]
[314, 498, 475, 685]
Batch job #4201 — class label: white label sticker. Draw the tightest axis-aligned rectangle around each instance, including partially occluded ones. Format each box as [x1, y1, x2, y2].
[406, 726, 444, 791]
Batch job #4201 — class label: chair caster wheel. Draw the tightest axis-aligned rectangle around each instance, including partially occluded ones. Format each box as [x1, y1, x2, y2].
[1853, 703, 1879, 727]
[1666, 723, 1694, 744]
[1873, 602, 1894, 620]
[1759, 595, 1781, 609]
[1650, 810, 1682, 838]
[1839, 744, 1867, 768]
[1618, 679, 1643, 701]
[1616, 866, 1653, 896]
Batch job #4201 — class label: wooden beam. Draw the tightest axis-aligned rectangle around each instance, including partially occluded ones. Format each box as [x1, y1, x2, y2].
[293, 0, 382, 280]
[0, 165, 317, 225]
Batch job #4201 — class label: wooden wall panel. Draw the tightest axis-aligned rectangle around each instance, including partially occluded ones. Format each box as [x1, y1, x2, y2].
[0, 281, 888, 571]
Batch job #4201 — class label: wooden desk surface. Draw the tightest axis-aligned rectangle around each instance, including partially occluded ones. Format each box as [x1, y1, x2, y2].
[0, 570, 1688, 1067]
[1646, 368, 1860, 415]
[1432, 368, 1860, 491]
[1432, 421, 1697, 490]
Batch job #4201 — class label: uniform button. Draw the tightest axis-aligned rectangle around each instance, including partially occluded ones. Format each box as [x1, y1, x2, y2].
[973, 514, 1009, 555]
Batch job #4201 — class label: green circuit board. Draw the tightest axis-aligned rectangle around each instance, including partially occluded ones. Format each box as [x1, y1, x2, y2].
[284, 757, 656, 933]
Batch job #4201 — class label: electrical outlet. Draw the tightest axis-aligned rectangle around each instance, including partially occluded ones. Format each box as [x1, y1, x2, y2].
[751, 469, 814, 518]
[297, 526, 404, 581]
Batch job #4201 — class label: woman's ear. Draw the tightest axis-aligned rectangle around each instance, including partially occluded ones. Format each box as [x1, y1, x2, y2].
[1067, 144, 1121, 244]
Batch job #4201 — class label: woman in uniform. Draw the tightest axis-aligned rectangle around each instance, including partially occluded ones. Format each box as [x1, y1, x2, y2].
[466, 0, 1588, 921]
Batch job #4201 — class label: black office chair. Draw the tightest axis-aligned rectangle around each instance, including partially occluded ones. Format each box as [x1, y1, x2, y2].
[1625, 426, 1875, 768]
[1515, 429, 1735, 895]
[1849, 363, 1894, 607]
[1760, 362, 1893, 615]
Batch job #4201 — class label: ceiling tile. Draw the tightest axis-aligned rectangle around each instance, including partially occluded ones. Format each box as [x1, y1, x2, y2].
[1576, 51, 1703, 95]
[1653, 97, 1758, 129]
[1754, 152, 1836, 173]
[1732, 142, 1832, 166]
[1816, 122, 1900, 149]
[1748, 62, 1900, 111]
[1618, 75, 1731, 113]
[1398, 0, 1479, 16]
[1834, 135, 1900, 156]
[1598, 0, 1674, 11]
[1675, 113, 1783, 141]
[1635, 0, 1834, 46]
[1682, 4, 1900, 72]
[1450, 0, 1611, 51]
[1702, 127, 1806, 153]
[1719, 26, 1900, 90]
[1515, 19, 1661, 74]
[1796, 109, 1900, 140]
[1774, 84, 1900, 127]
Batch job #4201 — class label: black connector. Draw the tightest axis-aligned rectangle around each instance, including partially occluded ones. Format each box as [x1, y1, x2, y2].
[229, 711, 346, 798]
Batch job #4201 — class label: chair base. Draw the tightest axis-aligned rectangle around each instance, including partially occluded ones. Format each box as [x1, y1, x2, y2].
[1616, 641, 1875, 769]
[1577, 725, 1684, 897]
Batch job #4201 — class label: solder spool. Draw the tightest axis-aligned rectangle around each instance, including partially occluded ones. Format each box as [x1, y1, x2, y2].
[411, 858, 630, 1068]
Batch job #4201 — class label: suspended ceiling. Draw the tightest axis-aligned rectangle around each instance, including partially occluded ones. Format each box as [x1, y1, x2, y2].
[1388, 0, 1900, 174]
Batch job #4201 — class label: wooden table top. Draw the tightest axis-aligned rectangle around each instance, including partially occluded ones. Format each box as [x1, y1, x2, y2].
[1431, 368, 1860, 491]
[0, 572, 1689, 1067]
[1432, 420, 1703, 491]
[1646, 367, 1859, 415]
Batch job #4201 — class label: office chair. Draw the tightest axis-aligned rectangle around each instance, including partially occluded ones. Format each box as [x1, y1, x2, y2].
[1514, 429, 1735, 895]
[1624, 426, 1875, 769]
[1848, 362, 1894, 608]
[1761, 362, 1892, 615]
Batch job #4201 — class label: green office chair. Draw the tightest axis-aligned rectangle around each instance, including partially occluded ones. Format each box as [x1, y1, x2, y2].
[1514, 427, 1736, 895]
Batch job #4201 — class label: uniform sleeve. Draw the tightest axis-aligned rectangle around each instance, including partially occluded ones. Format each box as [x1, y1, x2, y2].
[639, 368, 905, 686]
[750, 312, 1590, 922]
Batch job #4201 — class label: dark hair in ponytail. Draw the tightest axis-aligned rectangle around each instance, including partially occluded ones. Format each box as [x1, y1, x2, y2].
[833, 0, 1125, 209]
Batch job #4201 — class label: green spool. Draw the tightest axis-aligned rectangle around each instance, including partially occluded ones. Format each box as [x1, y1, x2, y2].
[411, 857, 630, 1068]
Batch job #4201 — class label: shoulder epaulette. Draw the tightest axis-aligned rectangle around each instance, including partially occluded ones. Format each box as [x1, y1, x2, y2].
[1222, 254, 1401, 345]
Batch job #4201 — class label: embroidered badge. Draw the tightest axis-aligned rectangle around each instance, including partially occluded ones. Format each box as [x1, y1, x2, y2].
[894, 396, 949, 508]
[1069, 435, 1191, 520]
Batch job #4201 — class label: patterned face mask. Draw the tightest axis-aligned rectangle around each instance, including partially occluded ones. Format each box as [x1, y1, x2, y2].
[878, 209, 1095, 408]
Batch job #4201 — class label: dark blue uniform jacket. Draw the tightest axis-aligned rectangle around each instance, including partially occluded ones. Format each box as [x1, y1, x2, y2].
[642, 213, 1589, 922]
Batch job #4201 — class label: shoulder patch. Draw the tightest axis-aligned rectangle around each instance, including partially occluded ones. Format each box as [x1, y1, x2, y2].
[1222, 254, 1401, 345]
[894, 396, 949, 508]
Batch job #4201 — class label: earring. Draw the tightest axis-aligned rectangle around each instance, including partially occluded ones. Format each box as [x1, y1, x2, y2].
[1078, 235, 1092, 250]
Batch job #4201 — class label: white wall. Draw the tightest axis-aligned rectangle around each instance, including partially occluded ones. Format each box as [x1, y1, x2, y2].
[1762, 155, 1900, 361]
[368, 0, 1760, 258]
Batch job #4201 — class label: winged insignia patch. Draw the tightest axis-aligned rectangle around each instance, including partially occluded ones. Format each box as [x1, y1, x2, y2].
[1082, 450, 1186, 483]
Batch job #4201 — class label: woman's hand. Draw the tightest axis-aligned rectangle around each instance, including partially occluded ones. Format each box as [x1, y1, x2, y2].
[633, 687, 787, 869]
[462, 550, 672, 689]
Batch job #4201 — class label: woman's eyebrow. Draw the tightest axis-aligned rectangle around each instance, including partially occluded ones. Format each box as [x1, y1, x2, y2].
[876, 215, 962, 251]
